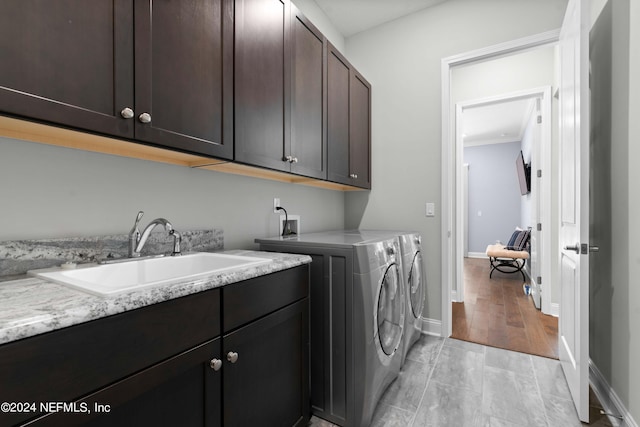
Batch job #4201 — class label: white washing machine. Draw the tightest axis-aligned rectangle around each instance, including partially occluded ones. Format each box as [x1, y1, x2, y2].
[352, 237, 405, 426]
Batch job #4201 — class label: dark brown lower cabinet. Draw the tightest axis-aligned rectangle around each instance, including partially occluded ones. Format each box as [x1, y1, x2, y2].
[30, 339, 222, 427]
[0, 266, 309, 427]
[223, 299, 309, 427]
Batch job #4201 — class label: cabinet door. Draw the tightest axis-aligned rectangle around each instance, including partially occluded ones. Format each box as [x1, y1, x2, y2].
[326, 44, 351, 185]
[134, 0, 233, 159]
[0, 0, 134, 138]
[223, 299, 309, 427]
[30, 339, 222, 427]
[289, 6, 326, 179]
[349, 71, 371, 189]
[326, 43, 371, 189]
[234, 0, 291, 171]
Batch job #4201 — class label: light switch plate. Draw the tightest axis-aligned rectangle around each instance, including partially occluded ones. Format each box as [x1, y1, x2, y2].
[425, 202, 435, 217]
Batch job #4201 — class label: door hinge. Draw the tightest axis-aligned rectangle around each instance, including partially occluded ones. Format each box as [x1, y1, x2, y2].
[537, 276, 542, 285]
[537, 115, 542, 124]
[537, 169, 542, 178]
[537, 223, 542, 231]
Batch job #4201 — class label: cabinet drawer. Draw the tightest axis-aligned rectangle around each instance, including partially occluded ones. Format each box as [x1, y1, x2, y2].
[223, 265, 308, 333]
[0, 288, 220, 427]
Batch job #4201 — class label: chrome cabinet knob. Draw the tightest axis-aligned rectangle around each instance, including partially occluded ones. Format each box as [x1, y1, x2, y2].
[589, 245, 600, 253]
[349, 173, 358, 179]
[284, 156, 299, 163]
[209, 358, 222, 371]
[227, 351, 239, 363]
[138, 112, 152, 124]
[120, 107, 134, 119]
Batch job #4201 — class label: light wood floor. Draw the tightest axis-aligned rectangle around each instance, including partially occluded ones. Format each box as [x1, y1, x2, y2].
[451, 257, 559, 359]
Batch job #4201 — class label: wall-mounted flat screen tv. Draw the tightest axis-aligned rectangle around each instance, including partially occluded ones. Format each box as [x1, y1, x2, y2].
[516, 150, 531, 195]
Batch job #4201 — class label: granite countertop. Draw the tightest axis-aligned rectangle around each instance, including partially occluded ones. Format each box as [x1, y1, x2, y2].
[0, 250, 311, 346]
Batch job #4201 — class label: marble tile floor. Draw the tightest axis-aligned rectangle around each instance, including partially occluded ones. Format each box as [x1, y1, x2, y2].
[309, 336, 614, 427]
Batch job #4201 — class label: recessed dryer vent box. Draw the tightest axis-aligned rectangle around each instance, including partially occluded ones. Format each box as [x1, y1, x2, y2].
[279, 214, 300, 237]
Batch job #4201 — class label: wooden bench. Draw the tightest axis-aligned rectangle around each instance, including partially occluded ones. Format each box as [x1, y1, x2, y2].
[485, 244, 529, 281]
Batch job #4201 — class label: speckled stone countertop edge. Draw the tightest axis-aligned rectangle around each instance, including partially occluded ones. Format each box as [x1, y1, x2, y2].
[0, 250, 311, 346]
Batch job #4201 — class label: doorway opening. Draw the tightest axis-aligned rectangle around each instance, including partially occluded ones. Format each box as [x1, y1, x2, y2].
[452, 89, 558, 358]
[440, 30, 561, 355]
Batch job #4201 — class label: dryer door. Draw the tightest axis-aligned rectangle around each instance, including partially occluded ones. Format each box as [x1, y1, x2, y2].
[408, 251, 425, 319]
[376, 263, 405, 355]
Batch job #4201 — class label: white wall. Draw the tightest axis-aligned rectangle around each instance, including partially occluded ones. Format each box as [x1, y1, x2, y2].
[343, 0, 567, 320]
[0, 137, 345, 249]
[451, 46, 556, 103]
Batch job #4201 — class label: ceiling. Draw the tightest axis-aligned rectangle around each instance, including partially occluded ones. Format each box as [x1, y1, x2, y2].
[461, 98, 535, 147]
[312, 0, 449, 37]
[310, 0, 536, 147]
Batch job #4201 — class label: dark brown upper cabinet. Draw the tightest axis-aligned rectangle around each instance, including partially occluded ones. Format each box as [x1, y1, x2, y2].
[235, 0, 327, 180]
[234, 0, 290, 171]
[0, 0, 233, 159]
[289, 5, 327, 180]
[327, 44, 371, 189]
[134, 0, 234, 159]
[0, 1, 135, 139]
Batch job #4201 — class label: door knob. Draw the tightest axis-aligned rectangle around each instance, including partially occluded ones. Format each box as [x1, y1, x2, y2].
[227, 351, 239, 363]
[564, 244, 580, 254]
[209, 358, 222, 371]
[138, 112, 152, 124]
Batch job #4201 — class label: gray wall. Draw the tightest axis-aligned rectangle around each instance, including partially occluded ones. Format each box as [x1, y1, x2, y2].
[463, 141, 522, 253]
[590, 0, 639, 422]
[343, 0, 567, 320]
[0, 137, 345, 249]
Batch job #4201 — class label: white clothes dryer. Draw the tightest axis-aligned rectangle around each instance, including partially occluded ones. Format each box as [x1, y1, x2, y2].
[397, 233, 425, 365]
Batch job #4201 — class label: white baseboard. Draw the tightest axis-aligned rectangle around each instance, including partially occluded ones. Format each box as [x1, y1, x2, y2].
[420, 317, 442, 337]
[467, 252, 488, 259]
[590, 359, 638, 427]
[549, 302, 559, 317]
[450, 290, 459, 302]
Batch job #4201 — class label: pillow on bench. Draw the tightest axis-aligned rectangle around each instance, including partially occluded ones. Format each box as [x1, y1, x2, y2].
[506, 228, 530, 251]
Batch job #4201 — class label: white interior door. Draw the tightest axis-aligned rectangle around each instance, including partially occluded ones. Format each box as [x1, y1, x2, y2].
[558, 0, 590, 422]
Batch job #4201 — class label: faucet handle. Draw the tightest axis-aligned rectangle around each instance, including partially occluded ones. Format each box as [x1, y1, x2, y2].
[130, 211, 144, 232]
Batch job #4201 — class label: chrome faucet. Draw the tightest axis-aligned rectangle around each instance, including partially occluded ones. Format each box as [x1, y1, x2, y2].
[128, 211, 182, 258]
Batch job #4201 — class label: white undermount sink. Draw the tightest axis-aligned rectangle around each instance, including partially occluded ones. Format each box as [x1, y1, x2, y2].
[28, 252, 271, 297]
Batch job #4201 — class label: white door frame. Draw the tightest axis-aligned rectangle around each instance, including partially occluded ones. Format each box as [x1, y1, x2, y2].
[440, 29, 560, 338]
[454, 87, 553, 313]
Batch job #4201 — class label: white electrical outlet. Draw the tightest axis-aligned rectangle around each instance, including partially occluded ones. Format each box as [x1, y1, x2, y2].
[273, 198, 281, 213]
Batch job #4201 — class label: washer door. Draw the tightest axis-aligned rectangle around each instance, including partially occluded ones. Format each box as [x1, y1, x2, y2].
[408, 251, 425, 319]
[377, 263, 404, 356]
